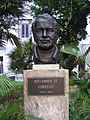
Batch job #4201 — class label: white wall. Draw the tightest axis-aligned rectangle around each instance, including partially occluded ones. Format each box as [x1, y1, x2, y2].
[79, 14, 90, 72]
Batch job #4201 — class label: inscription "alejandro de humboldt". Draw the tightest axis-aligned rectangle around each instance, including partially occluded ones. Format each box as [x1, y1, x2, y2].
[28, 77, 65, 95]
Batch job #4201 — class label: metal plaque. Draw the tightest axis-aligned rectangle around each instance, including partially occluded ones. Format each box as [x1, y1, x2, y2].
[27, 77, 65, 95]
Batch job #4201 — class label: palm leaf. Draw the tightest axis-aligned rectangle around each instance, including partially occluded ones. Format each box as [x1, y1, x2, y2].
[61, 45, 86, 63]
[61, 46, 79, 57]
[8, 32, 22, 50]
[0, 74, 15, 96]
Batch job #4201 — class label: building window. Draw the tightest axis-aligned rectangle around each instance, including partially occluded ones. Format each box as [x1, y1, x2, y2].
[18, 19, 32, 39]
[0, 56, 3, 74]
[21, 24, 30, 38]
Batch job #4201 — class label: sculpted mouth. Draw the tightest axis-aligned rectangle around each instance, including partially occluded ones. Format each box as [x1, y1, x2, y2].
[42, 41, 49, 43]
[40, 39, 51, 43]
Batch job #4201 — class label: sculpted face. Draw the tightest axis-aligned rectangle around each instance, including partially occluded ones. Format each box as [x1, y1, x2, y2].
[32, 13, 60, 64]
[33, 17, 58, 50]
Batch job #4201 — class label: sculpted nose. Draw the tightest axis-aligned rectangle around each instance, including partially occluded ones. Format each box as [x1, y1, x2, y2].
[43, 30, 47, 37]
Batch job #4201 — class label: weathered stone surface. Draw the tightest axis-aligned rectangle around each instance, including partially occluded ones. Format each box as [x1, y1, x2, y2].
[33, 64, 59, 70]
[24, 65, 69, 120]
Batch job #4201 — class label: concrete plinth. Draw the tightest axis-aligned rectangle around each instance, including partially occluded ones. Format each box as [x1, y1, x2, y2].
[24, 64, 69, 120]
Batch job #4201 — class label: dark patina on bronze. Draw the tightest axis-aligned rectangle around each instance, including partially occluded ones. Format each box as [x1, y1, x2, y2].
[27, 77, 65, 95]
[32, 13, 60, 64]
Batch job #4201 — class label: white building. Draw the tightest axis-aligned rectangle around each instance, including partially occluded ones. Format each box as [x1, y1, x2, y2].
[79, 14, 90, 73]
[0, 1, 33, 81]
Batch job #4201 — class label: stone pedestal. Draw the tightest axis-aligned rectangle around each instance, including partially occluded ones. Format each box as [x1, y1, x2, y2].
[24, 64, 69, 120]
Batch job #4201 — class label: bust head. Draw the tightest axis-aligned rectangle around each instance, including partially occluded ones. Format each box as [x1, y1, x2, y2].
[32, 13, 58, 50]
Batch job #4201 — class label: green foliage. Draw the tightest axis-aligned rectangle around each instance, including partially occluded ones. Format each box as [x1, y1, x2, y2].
[62, 44, 90, 120]
[30, 0, 90, 46]
[60, 44, 90, 75]
[61, 44, 90, 119]
[0, 74, 24, 120]
[75, 74, 90, 98]
[61, 45, 88, 62]
[60, 45, 79, 74]
[70, 74, 90, 120]
[0, 74, 42, 120]
[0, 74, 23, 104]
[0, 74, 15, 96]
[8, 40, 34, 73]
[0, 0, 24, 48]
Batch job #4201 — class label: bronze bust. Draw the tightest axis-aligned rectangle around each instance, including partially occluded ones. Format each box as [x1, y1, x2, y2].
[32, 13, 59, 64]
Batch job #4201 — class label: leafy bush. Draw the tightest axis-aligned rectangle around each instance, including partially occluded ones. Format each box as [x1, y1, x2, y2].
[70, 74, 90, 120]
[8, 40, 34, 73]
[0, 74, 42, 120]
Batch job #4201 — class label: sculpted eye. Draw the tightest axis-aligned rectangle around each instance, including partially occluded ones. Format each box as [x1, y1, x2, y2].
[36, 28, 43, 32]
[47, 28, 54, 32]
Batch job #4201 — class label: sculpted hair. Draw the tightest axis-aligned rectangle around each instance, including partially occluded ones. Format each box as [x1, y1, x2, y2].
[32, 13, 58, 33]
